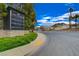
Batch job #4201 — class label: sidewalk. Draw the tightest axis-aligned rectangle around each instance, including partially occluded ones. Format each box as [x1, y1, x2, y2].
[0, 32, 47, 56]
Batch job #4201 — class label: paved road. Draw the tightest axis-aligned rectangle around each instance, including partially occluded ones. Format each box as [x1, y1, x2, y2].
[33, 31, 79, 56]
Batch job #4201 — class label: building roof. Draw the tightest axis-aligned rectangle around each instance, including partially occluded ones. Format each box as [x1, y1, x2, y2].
[7, 6, 25, 15]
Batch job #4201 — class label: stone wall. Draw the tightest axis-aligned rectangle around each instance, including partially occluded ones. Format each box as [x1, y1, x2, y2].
[0, 30, 29, 37]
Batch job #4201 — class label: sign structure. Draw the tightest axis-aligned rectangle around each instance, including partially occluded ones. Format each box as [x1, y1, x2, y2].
[4, 6, 25, 30]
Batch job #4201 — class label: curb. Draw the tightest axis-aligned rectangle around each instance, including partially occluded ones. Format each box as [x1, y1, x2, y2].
[0, 32, 47, 56]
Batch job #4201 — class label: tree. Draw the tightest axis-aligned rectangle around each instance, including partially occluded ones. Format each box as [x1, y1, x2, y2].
[0, 4, 7, 18]
[22, 4, 36, 32]
[0, 4, 7, 29]
[73, 14, 79, 28]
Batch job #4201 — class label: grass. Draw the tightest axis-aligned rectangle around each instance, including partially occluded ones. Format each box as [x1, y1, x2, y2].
[0, 32, 37, 52]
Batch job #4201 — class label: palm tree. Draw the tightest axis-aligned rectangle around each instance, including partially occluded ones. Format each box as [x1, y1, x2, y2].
[73, 14, 79, 28]
[68, 7, 74, 29]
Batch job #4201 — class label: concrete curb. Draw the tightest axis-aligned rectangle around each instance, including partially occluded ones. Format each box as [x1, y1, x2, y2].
[0, 32, 47, 56]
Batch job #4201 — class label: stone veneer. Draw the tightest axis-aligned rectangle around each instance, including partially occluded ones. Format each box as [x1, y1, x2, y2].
[0, 30, 29, 37]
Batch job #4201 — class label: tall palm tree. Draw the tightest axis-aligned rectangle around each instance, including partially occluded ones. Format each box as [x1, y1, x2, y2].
[68, 7, 74, 29]
[74, 14, 79, 28]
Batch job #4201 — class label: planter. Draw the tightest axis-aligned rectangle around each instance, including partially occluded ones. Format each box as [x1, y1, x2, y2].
[0, 33, 46, 56]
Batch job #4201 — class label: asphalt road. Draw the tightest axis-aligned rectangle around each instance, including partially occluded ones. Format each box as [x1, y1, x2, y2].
[33, 31, 79, 56]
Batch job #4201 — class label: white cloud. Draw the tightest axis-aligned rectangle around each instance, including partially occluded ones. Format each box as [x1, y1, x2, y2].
[55, 21, 75, 24]
[37, 11, 79, 27]
[60, 11, 79, 18]
[51, 11, 79, 22]
[52, 11, 79, 21]
[64, 3, 74, 7]
[37, 16, 52, 23]
[37, 20, 47, 23]
[42, 16, 52, 20]
[38, 23, 42, 26]
[42, 22, 55, 27]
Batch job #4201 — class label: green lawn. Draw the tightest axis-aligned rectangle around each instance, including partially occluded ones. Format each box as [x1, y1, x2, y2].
[0, 32, 37, 52]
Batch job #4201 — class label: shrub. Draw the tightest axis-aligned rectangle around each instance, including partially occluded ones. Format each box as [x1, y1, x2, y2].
[0, 32, 37, 52]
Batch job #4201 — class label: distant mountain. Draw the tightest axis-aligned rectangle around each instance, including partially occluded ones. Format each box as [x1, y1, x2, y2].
[52, 23, 67, 27]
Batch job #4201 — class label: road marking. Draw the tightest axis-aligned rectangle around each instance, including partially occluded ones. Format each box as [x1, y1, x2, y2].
[34, 39, 44, 46]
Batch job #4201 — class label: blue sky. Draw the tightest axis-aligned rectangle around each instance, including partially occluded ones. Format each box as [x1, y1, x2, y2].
[33, 3, 79, 27]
